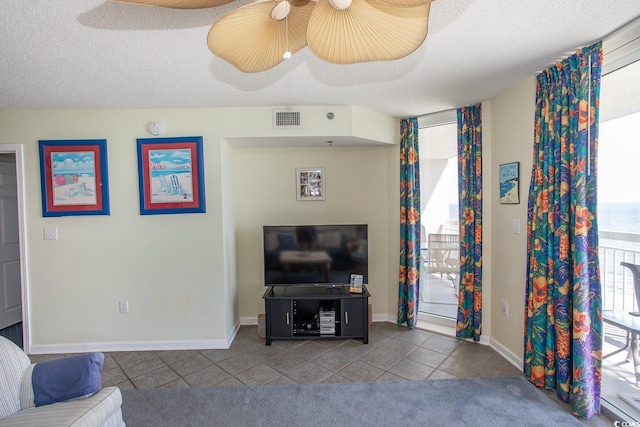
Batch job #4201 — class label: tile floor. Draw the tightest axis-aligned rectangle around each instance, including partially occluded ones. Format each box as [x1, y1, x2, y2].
[30, 323, 518, 390]
[29, 322, 615, 425]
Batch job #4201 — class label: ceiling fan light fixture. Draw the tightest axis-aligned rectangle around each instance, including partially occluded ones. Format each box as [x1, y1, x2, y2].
[207, 0, 315, 72]
[121, 0, 435, 72]
[270, 0, 291, 20]
[328, 0, 352, 10]
[307, 0, 432, 65]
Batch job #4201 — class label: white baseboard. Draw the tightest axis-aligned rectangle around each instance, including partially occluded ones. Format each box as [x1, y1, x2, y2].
[28, 322, 241, 355]
[487, 337, 523, 370]
[373, 313, 391, 323]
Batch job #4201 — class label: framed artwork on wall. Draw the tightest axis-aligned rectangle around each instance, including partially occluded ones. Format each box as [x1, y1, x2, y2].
[137, 136, 206, 215]
[38, 139, 110, 217]
[499, 161, 520, 204]
[296, 167, 325, 201]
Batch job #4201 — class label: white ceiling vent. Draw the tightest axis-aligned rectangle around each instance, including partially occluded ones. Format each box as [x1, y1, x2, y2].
[273, 110, 302, 128]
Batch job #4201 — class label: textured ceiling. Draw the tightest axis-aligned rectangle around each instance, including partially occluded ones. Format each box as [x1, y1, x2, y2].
[1, 0, 639, 118]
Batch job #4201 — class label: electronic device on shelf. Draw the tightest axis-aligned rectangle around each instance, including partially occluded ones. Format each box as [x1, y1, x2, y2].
[263, 224, 368, 287]
[293, 322, 320, 336]
[319, 309, 336, 335]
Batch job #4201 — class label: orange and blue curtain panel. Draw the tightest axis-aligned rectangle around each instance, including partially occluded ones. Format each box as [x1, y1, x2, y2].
[524, 41, 603, 419]
[455, 105, 483, 341]
[398, 117, 420, 329]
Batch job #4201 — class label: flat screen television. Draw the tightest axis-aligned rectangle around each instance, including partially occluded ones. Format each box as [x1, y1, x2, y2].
[263, 224, 368, 287]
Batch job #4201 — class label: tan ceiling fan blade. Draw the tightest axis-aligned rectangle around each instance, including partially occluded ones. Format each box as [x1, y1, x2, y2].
[113, 0, 235, 9]
[208, 0, 315, 73]
[307, 0, 431, 64]
[373, 0, 433, 7]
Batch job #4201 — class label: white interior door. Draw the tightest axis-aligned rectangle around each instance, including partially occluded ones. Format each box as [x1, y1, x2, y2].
[0, 157, 22, 330]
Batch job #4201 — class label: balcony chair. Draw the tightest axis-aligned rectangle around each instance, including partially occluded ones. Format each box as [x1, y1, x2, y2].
[426, 233, 459, 287]
[0, 335, 125, 426]
[621, 262, 640, 315]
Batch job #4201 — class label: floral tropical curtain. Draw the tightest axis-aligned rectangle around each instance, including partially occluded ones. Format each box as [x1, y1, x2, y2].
[524, 42, 603, 419]
[455, 105, 483, 341]
[398, 117, 421, 329]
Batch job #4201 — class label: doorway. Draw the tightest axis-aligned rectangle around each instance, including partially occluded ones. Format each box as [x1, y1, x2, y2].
[0, 146, 28, 350]
[417, 118, 459, 327]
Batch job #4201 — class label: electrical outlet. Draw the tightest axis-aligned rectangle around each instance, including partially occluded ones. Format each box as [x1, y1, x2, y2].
[502, 300, 509, 316]
[43, 227, 58, 240]
[119, 300, 129, 314]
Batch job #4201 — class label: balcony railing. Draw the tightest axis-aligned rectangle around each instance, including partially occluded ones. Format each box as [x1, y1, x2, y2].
[599, 230, 640, 311]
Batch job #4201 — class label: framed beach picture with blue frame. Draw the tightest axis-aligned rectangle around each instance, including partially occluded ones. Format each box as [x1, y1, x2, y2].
[499, 161, 519, 204]
[136, 136, 206, 215]
[38, 139, 110, 217]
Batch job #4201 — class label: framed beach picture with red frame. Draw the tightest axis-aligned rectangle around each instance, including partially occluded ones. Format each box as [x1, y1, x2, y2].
[136, 136, 206, 215]
[38, 139, 110, 217]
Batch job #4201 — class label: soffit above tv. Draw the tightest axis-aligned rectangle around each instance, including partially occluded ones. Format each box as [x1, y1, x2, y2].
[224, 135, 392, 148]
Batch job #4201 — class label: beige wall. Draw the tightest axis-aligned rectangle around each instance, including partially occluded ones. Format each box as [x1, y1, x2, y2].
[233, 145, 399, 321]
[487, 76, 536, 362]
[0, 80, 538, 357]
[0, 106, 398, 353]
[221, 140, 238, 339]
[0, 109, 231, 352]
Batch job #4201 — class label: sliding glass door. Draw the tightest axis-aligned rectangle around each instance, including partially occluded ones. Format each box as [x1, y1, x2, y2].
[599, 56, 640, 421]
[417, 121, 458, 327]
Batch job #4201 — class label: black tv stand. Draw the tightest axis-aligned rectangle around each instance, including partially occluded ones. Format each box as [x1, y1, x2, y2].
[262, 285, 370, 345]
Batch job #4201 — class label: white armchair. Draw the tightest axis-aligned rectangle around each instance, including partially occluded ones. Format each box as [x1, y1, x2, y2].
[0, 335, 124, 426]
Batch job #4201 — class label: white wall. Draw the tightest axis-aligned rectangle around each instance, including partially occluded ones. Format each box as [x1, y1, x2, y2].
[487, 77, 536, 362]
[0, 106, 398, 353]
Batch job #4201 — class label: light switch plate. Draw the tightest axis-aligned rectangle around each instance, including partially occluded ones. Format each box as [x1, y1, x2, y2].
[44, 227, 58, 240]
[512, 219, 521, 235]
[119, 300, 129, 314]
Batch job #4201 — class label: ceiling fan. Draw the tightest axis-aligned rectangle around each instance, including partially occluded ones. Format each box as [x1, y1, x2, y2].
[114, 0, 434, 73]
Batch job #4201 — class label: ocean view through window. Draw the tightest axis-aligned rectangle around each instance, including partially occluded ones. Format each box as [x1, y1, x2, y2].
[598, 111, 640, 251]
[599, 202, 640, 234]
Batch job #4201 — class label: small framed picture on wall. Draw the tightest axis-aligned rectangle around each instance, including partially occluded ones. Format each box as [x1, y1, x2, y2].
[499, 162, 519, 204]
[296, 167, 325, 201]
